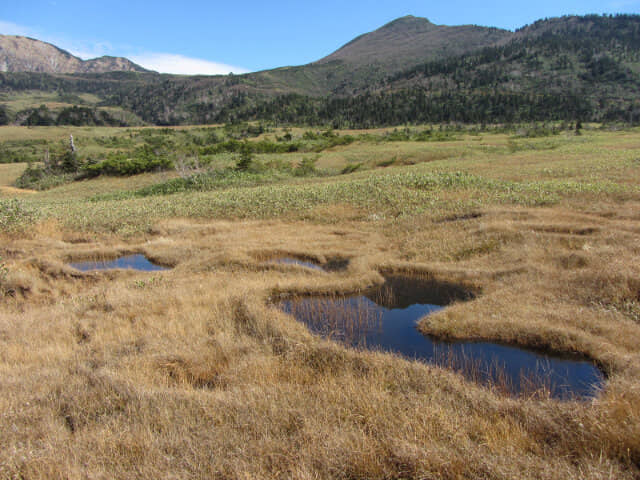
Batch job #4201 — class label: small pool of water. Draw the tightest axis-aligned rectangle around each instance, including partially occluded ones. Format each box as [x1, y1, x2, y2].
[69, 254, 168, 272]
[279, 277, 604, 400]
[268, 257, 349, 272]
[271, 257, 326, 272]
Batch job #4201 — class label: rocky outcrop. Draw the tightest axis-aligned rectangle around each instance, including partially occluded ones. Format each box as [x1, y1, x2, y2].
[0, 35, 148, 73]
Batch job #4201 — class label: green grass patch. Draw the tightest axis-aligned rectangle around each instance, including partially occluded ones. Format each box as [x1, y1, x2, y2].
[2, 126, 638, 235]
[0, 198, 39, 232]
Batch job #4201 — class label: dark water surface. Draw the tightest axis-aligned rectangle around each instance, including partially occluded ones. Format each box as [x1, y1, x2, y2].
[69, 254, 168, 272]
[279, 277, 604, 399]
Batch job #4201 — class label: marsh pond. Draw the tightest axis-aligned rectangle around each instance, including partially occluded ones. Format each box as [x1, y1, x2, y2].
[278, 276, 604, 400]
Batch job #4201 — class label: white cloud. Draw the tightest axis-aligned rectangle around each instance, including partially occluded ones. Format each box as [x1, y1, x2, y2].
[0, 19, 37, 37]
[67, 42, 116, 60]
[129, 53, 249, 75]
[1, 20, 250, 75]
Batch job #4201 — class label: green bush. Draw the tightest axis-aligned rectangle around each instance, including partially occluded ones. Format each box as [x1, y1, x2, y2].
[0, 105, 10, 126]
[22, 105, 55, 126]
[293, 157, 319, 177]
[200, 139, 300, 156]
[235, 144, 254, 171]
[82, 155, 171, 176]
[341, 163, 363, 174]
[512, 124, 561, 138]
[132, 169, 281, 197]
[15, 169, 73, 190]
[15, 164, 46, 187]
[82, 146, 172, 177]
[385, 129, 412, 141]
[60, 151, 80, 173]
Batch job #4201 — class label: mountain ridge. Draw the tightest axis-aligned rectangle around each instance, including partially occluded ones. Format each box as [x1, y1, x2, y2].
[1, 14, 639, 127]
[316, 15, 513, 70]
[0, 34, 149, 74]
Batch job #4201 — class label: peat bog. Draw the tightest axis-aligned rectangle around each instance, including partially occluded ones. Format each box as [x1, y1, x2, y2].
[2, 124, 639, 479]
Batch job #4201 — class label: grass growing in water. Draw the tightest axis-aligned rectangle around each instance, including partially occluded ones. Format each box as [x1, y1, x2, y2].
[280, 280, 603, 400]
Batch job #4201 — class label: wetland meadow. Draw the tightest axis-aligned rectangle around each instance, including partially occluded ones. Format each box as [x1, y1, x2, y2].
[1, 123, 640, 479]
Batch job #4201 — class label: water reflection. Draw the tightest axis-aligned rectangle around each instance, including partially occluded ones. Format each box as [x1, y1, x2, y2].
[279, 276, 604, 399]
[69, 254, 168, 272]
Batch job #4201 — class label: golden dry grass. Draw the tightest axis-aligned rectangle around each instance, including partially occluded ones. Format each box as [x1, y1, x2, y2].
[1, 127, 640, 479]
[0, 185, 36, 196]
[0, 163, 29, 187]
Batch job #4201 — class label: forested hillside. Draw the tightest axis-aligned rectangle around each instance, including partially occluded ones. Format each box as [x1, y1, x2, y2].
[1, 14, 639, 127]
[222, 15, 640, 126]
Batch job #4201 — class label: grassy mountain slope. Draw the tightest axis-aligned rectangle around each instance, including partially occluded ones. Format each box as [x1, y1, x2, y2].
[318, 15, 512, 70]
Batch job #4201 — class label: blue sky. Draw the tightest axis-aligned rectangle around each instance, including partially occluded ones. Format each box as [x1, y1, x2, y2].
[2, 0, 639, 74]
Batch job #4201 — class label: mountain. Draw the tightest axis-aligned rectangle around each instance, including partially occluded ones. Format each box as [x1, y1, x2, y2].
[317, 15, 512, 70]
[381, 14, 640, 98]
[0, 35, 148, 73]
[1, 14, 639, 127]
[221, 14, 640, 126]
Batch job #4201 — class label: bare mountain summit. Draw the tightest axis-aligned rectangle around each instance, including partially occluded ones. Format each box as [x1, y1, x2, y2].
[317, 15, 513, 69]
[0, 35, 148, 73]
